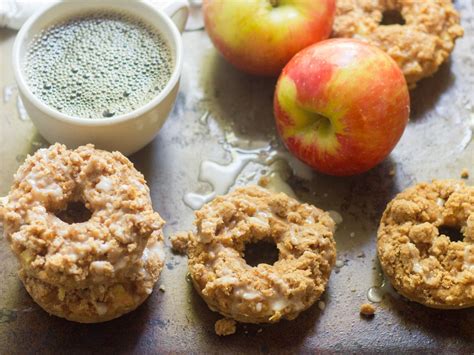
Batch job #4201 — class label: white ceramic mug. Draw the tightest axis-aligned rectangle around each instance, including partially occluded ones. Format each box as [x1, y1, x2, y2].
[12, 0, 189, 156]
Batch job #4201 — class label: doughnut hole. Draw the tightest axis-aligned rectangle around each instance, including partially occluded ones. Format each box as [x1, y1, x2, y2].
[55, 199, 92, 224]
[244, 239, 279, 267]
[439, 202, 468, 243]
[240, 210, 280, 267]
[438, 225, 464, 243]
[380, 9, 405, 26]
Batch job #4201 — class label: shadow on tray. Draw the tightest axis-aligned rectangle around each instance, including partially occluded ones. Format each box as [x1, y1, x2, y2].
[409, 60, 455, 121]
[387, 293, 474, 341]
[200, 50, 277, 141]
[4, 285, 154, 354]
[187, 275, 328, 352]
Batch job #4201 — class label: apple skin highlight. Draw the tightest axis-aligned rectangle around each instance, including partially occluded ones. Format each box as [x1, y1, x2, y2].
[274, 39, 410, 176]
[203, 0, 336, 76]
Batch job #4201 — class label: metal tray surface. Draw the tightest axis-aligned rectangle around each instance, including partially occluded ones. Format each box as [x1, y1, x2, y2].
[1, 2, 473, 353]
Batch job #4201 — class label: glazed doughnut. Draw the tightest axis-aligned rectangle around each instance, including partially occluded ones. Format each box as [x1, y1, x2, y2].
[185, 186, 336, 324]
[333, 0, 464, 87]
[19, 234, 164, 323]
[377, 180, 474, 309]
[0, 144, 165, 322]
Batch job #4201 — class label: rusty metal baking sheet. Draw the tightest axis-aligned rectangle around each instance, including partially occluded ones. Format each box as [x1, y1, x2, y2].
[1, 1, 473, 353]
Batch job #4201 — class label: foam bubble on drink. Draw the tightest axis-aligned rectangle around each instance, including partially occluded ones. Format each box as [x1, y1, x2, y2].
[24, 11, 173, 119]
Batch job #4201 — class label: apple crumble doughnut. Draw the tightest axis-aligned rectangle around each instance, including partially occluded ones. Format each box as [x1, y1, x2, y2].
[185, 186, 336, 324]
[0, 144, 165, 322]
[333, 0, 464, 87]
[20, 235, 164, 323]
[377, 180, 474, 309]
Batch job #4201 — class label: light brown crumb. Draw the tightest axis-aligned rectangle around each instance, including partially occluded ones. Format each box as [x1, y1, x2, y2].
[360, 303, 375, 317]
[170, 232, 191, 254]
[388, 168, 396, 177]
[215, 318, 237, 336]
[461, 168, 469, 179]
[257, 328, 263, 333]
[258, 175, 270, 187]
[159, 285, 166, 292]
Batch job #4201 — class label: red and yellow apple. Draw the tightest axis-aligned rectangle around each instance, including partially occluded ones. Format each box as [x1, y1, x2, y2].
[274, 38, 410, 176]
[203, 0, 335, 76]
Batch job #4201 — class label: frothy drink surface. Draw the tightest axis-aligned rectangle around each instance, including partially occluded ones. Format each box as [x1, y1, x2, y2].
[24, 11, 173, 119]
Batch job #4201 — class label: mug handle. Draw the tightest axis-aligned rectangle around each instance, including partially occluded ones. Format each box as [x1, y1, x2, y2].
[151, 0, 190, 33]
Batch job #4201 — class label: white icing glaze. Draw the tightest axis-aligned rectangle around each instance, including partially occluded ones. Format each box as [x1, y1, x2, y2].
[26, 206, 48, 223]
[217, 276, 239, 284]
[199, 220, 215, 243]
[90, 260, 113, 273]
[130, 178, 147, 192]
[141, 240, 166, 267]
[94, 302, 108, 316]
[424, 272, 438, 286]
[412, 262, 423, 273]
[0, 196, 8, 206]
[266, 272, 288, 290]
[257, 211, 272, 219]
[209, 244, 240, 263]
[11, 231, 27, 244]
[59, 244, 81, 262]
[27, 174, 63, 199]
[21, 151, 66, 200]
[37, 148, 51, 162]
[148, 240, 166, 262]
[242, 291, 260, 300]
[154, 243, 166, 262]
[270, 298, 288, 312]
[219, 266, 234, 276]
[248, 216, 270, 229]
[420, 257, 440, 285]
[111, 225, 125, 238]
[288, 225, 301, 245]
[96, 176, 113, 192]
